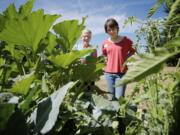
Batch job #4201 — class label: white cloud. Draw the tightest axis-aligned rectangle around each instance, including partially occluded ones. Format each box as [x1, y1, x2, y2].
[43, 8, 139, 35]
[34, 0, 141, 35]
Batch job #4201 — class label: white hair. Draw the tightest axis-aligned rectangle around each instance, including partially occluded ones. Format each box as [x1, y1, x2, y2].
[82, 29, 92, 35]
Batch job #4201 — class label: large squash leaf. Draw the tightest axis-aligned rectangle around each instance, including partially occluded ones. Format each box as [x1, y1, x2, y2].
[53, 18, 85, 52]
[0, 0, 35, 31]
[11, 72, 35, 95]
[0, 3, 18, 31]
[29, 82, 74, 134]
[0, 103, 15, 130]
[19, 0, 35, 17]
[48, 49, 94, 68]
[3, 3, 18, 19]
[0, 9, 59, 52]
[19, 87, 38, 112]
[45, 32, 58, 53]
[117, 38, 180, 85]
[5, 43, 25, 62]
[0, 14, 6, 32]
[72, 63, 104, 81]
[2, 0, 35, 19]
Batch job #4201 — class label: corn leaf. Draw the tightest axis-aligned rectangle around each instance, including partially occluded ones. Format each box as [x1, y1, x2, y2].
[117, 38, 180, 85]
[147, 0, 165, 18]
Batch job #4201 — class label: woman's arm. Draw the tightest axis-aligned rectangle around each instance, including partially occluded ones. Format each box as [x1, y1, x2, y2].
[128, 46, 136, 58]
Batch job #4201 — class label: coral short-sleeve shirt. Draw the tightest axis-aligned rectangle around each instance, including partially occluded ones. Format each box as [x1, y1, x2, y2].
[102, 36, 135, 73]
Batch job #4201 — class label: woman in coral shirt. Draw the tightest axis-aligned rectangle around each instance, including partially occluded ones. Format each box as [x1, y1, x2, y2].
[102, 18, 136, 100]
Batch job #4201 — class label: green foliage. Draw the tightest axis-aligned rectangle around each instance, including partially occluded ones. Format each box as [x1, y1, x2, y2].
[0, 0, 179, 135]
[129, 72, 179, 134]
[165, 0, 180, 39]
[0, 103, 15, 130]
[120, 52, 162, 84]
[48, 49, 94, 69]
[45, 32, 58, 54]
[147, 0, 165, 18]
[92, 94, 119, 111]
[0, 0, 105, 134]
[19, 0, 35, 17]
[0, 0, 35, 31]
[3, 3, 18, 19]
[29, 82, 74, 134]
[11, 72, 35, 95]
[19, 86, 38, 112]
[118, 38, 180, 85]
[53, 18, 86, 52]
[123, 16, 137, 28]
[135, 19, 163, 53]
[0, 10, 59, 53]
[72, 62, 104, 82]
[0, 14, 5, 32]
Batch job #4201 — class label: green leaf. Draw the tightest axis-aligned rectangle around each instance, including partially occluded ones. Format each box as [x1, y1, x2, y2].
[53, 18, 86, 52]
[123, 16, 137, 28]
[48, 49, 94, 68]
[45, 32, 57, 53]
[92, 94, 119, 111]
[166, 0, 180, 22]
[0, 10, 59, 52]
[0, 14, 6, 32]
[29, 82, 74, 134]
[5, 43, 25, 61]
[19, 0, 35, 17]
[164, 37, 180, 48]
[11, 72, 35, 95]
[147, 0, 165, 18]
[72, 63, 104, 81]
[0, 58, 5, 66]
[0, 0, 35, 32]
[3, 3, 18, 19]
[117, 48, 180, 85]
[0, 103, 15, 130]
[19, 87, 38, 112]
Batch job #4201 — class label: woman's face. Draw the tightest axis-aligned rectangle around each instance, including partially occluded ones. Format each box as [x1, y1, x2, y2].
[81, 32, 91, 43]
[107, 27, 118, 38]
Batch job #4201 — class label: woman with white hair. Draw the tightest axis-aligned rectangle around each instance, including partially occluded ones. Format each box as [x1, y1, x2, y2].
[76, 29, 97, 91]
[79, 29, 97, 63]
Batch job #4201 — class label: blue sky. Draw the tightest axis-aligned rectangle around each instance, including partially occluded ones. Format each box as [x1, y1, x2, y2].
[0, 0, 167, 54]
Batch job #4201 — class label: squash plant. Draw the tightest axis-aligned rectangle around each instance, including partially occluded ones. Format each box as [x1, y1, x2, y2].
[0, 0, 105, 135]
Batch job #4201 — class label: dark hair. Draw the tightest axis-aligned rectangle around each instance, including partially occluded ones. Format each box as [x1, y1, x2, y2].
[104, 18, 119, 33]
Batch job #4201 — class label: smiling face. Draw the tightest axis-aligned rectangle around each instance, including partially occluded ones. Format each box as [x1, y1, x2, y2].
[81, 32, 91, 43]
[81, 30, 92, 45]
